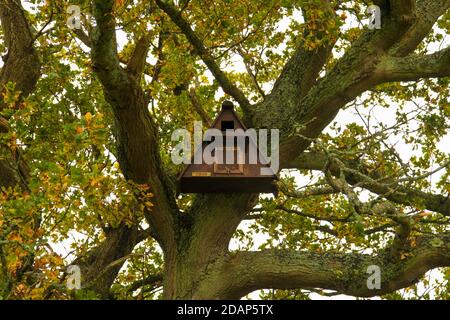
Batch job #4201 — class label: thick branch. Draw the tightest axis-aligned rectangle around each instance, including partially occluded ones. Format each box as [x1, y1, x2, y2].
[255, 1, 420, 167]
[72, 27, 158, 79]
[78, 0, 179, 297]
[255, 2, 336, 133]
[0, 0, 41, 109]
[73, 224, 142, 298]
[91, 0, 178, 246]
[127, 34, 152, 77]
[389, 0, 415, 21]
[270, 1, 448, 165]
[257, 1, 450, 171]
[390, 0, 450, 57]
[199, 233, 449, 299]
[376, 47, 450, 81]
[0, 0, 40, 191]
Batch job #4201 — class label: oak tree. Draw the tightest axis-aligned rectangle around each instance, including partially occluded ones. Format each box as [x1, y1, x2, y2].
[0, 0, 449, 300]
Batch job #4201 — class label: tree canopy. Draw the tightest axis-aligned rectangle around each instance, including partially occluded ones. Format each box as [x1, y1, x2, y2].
[0, 0, 449, 300]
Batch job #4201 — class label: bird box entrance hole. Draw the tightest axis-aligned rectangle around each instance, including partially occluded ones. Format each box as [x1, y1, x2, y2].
[221, 120, 235, 131]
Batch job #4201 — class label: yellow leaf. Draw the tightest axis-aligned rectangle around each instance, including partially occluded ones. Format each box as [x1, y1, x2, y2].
[85, 112, 92, 123]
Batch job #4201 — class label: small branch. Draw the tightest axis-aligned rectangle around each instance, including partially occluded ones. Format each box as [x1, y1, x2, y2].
[155, 0, 251, 113]
[127, 273, 163, 293]
[150, 29, 166, 84]
[389, 215, 413, 260]
[73, 28, 92, 47]
[365, 223, 395, 235]
[276, 205, 351, 223]
[394, 158, 450, 184]
[188, 88, 212, 126]
[277, 180, 337, 198]
[237, 48, 265, 99]
[323, 157, 365, 216]
[31, 6, 54, 44]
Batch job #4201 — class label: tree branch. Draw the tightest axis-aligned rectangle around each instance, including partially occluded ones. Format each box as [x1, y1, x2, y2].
[390, 0, 450, 57]
[127, 273, 163, 293]
[0, 0, 41, 109]
[389, 0, 416, 22]
[236, 48, 266, 99]
[72, 27, 159, 79]
[254, 2, 336, 133]
[72, 224, 142, 298]
[188, 87, 212, 126]
[277, 181, 337, 198]
[285, 152, 450, 217]
[377, 47, 450, 82]
[155, 0, 251, 114]
[90, 0, 178, 247]
[73, 27, 92, 47]
[200, 233, 449, 299]
[255, 0, 421, 166]
[127, 34, 152, 77]
[77, 0, 180, 297]
[275, 205, 351, 223]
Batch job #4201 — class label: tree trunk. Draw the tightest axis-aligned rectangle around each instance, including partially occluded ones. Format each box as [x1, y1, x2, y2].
[163, 236, 228, 300]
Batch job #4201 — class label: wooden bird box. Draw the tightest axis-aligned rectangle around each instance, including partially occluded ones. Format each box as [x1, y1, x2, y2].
[177, 101, 277, 193]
